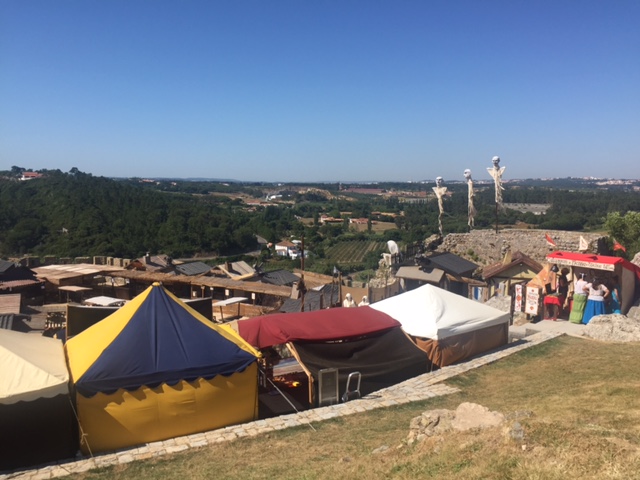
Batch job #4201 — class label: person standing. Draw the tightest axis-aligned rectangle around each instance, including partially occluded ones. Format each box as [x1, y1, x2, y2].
[607, 275, 621, 314]
[343, 293, 356, 308]
[569, 273, 588, 324]
[556, 267, 570, 319]
[582, 277, 609, 324]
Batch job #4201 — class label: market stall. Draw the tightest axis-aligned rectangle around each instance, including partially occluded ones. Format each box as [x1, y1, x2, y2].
[547, 251, 640, 315]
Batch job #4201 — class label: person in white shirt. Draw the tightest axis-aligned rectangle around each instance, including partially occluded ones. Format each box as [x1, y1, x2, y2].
[582, 277, 609, 324]
[568, 273, 589, 324]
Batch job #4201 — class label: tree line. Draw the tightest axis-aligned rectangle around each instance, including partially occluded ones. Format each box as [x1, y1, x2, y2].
[1, 167, 639, 262]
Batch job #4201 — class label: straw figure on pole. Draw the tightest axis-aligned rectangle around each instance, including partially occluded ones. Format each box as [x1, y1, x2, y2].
[487, 156, 506, 233]
[464, 168, 476, 230]
[432, 176, 447, 237]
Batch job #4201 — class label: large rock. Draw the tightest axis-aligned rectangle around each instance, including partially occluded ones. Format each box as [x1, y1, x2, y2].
[451, 402, 506, 432]
[582, 314, 640, 342]
[406, 403, 506, 445]
[484, 294, 512, 313]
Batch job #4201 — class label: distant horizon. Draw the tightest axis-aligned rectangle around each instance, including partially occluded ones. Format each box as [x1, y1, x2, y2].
[3, 2, 639, 182]
[124, 176, 640, 184]
[9, 167, 640, 185]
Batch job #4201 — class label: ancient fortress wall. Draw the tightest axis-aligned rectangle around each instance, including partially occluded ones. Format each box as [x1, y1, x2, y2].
[437, 229, 608, 268]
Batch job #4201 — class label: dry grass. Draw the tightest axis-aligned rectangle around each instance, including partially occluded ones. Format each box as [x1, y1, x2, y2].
[70, 337, 640, 479]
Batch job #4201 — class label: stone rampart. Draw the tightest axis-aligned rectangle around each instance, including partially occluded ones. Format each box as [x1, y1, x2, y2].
[437, 229, 608, 267]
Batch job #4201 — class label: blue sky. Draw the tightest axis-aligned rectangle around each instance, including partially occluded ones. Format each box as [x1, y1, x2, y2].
[2, 1, 639, 182]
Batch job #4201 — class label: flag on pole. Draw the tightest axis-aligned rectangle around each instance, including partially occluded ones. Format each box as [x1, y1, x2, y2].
[545, 233, 557, 248]
[613, 239, 626, 252]
[579, 236, 588, 251]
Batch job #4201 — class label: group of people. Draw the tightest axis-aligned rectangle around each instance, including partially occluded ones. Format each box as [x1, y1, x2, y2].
[543, 267, 621, 324]
[569, 273, 621, 324]
[343, 293, 369, 308]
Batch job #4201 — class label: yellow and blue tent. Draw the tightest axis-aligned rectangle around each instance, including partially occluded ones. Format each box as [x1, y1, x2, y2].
[65, 282, 260, 454]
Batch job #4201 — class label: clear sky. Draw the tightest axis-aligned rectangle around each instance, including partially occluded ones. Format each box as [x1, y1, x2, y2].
[2, 1, 639, 182]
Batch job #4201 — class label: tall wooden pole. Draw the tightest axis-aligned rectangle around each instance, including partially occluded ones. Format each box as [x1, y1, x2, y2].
[300, 235, 305, 312]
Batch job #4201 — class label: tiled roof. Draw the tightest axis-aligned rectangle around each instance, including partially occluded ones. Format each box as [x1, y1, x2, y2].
[175, 261, 211, 276]
[214, 261, 257, 279]
[131, 254, 174, 272]
[261, 270, 300, 286]
[0, 260, 16, 274]
[276, 241, 297, 248]
[427, 252, 479, 276]
[0, 279, 43, 291]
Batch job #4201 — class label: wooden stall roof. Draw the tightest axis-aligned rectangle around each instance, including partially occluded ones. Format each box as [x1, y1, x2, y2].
[107, 269, 292, 297]
[0, 294, 21, 314]
[33, 264, 125, 286]
[59, 286, 93, 292]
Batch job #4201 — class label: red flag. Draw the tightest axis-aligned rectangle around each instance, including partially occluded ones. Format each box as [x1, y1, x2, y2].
[545, 233, 556, 248]
[613, 240, 626, 252]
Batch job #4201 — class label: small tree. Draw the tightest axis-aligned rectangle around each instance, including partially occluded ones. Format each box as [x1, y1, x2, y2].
[605, 211, 640, 258]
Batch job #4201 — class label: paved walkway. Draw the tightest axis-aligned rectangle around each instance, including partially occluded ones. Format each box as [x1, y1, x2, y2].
[2, 330, 563, 480]
[510, 318, 586, 339]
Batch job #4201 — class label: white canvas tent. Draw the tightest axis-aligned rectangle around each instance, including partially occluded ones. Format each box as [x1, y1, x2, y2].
[0, 330, 77, 470]
[370, 284, 510, 367]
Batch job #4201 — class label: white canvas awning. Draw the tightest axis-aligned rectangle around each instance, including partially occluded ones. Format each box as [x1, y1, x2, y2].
[370, 284, 509, 340]
[83, 296, 127, 307]
[0, 330, 70, 404]
[212, 297, 248, 307]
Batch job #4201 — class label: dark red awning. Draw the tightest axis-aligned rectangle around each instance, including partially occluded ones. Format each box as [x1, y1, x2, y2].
[237, 306, 401, 349]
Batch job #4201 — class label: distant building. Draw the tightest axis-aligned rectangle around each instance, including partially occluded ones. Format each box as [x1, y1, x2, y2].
[275, 241, 300, 258]
[319, 215, 343, 225]
[20, 172, 43, 181]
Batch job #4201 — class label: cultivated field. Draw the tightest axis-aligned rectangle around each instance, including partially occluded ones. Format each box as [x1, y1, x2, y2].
[325, 240, 386, 265]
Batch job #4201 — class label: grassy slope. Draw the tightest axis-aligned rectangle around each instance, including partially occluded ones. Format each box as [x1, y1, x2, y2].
[70, 337, 640, 479]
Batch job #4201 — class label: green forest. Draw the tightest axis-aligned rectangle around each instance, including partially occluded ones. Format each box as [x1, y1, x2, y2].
[1, 167, 640, 272]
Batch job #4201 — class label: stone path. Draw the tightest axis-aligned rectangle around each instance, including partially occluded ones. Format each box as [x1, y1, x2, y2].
[1, 331, 562, 480]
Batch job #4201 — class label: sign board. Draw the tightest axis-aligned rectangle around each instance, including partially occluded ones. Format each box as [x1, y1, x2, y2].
[317, 368, 339, 407]
[525, 286, 540, 316]
[549, 259, 615, 271]
[514, 284, 523, 312]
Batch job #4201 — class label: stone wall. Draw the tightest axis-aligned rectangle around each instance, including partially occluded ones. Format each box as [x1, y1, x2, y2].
[436, 229, 608, 268]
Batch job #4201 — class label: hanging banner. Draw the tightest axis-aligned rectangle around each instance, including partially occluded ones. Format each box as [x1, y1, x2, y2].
[549, 259, 615, 271]
[525, 286, 540, 316]
[514, 284, 523, 312]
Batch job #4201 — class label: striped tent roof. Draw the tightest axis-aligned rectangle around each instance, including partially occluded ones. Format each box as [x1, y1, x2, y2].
[65, 283, 259, 396]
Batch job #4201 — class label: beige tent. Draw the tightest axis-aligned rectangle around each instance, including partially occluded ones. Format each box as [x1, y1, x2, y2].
[0, 330, 77, 470]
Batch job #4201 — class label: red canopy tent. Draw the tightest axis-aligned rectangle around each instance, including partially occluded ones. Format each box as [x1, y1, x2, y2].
[238, 306, 401, 348]
[237, 307, 430, 406]
[546, 251, 640, 314]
